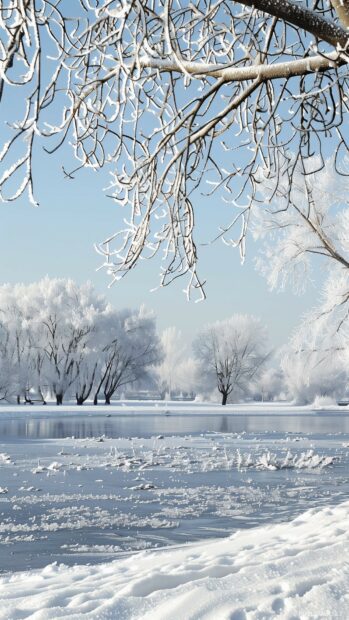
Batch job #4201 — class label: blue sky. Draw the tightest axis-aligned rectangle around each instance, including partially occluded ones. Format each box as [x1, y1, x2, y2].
[0, 142, 320, 348]
[0, 0, 337, 352]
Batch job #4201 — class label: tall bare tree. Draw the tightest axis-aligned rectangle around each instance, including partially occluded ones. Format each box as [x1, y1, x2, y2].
[1, 2, 349, 297]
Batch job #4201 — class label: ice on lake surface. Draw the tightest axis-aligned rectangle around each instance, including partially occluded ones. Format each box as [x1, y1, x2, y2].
[1, 409, 349, 573]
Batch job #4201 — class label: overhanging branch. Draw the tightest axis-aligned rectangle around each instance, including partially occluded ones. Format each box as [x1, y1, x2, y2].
[139, 51, 346, 82]
[331, 0, 349, 30]
[237, 0, 349, 48]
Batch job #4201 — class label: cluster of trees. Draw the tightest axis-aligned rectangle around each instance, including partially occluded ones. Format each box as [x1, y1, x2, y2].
[0, 278, 161, 405]
[192, 308, 349, 405]
[0, 276, 347, 406]
[2, 2, 349, 405]
[0, 279, 274, 406]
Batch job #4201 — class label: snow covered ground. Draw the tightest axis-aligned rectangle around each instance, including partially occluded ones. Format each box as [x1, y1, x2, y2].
[0, 500, 349, 619]
[1, 402, 349, 618]
[1, 399, 349, 416]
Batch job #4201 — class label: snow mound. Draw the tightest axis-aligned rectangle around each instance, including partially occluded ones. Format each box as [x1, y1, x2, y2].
[1, 500, 349, 619]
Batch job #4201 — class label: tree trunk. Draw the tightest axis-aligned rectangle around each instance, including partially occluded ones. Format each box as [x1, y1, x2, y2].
[76, 396, 84, 406]
[105, 394, 111, 405]
[93, 392, 98, 405]
[221, 392, 228, 406]
[17, 395, 20, 405]
[38, 386, 46, 404]
[56, 393, 63, 405]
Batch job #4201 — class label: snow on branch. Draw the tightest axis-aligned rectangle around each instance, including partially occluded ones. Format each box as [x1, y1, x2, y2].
[1, 1, 349, 298]
[239, 0, 349, 48]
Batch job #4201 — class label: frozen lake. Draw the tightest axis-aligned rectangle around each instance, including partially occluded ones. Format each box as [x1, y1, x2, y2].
[1, 408, 349, 574]
[2, 409, 349, 437]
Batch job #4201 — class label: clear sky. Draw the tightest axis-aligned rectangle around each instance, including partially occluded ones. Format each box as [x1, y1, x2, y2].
[0, 0, 337, 355]
[0, 141, 320, 350]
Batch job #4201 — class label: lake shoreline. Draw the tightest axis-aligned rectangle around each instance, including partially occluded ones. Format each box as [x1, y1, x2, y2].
[0, 400, 349, 419]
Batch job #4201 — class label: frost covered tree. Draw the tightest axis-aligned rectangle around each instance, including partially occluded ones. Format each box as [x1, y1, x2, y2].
[251, 366, 286, 402]
[0, 278, 162, 404]
[0, 285, 36, 403]
[2, 2, 349, 298]
[42, 311, 93, 406]
[0, 321, 16, 401]
[193, 315, 269, 405]
[74, 347, 99, 406]
[93, 307, 162, 405]
[254, 158, 349, 300]
[254, 157, 349, 351]
[171, 356, 198, 398]
[277, 268, 349, 405]
[0, 278, 107, 404]
[281, 344, 347, 404]
[153, 327, 189, 399]
[34, 278, 106, 405]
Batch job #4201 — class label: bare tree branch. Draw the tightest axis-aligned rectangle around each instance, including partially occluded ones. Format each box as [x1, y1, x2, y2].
[239, 0, 349, 48]
[331, 0, 349, 29]
[1, 1, 349, 299]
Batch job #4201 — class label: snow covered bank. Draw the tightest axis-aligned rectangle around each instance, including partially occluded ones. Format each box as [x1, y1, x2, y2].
[0, 399, 349, 419]
[0, 500, 348, 619]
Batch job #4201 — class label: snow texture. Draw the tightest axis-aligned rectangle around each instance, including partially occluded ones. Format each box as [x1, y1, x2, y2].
[0, 500, 348, 619]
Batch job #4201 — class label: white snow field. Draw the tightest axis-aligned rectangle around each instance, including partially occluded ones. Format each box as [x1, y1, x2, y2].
[0, 500, 349, 619]
[1, 402, 349, 618]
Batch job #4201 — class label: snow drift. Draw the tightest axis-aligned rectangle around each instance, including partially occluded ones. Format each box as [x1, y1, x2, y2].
[0, 500, 348, 619]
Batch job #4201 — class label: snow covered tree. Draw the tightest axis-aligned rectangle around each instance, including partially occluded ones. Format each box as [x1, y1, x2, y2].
[154, 327, 188, 399]
[0, 278, 107, 405]
[251, 366, 286, 402]
[0, 278, 162, 404]
[33, 278, 106, 405]
[93, 307, 162, 405]
[1, 2, 349, 298]
[171, 356, 198, 399]
[0, 285, 35, 403]
[254, 157, 349, 345]
[254, 157, 349, 299]
[193, 315, 269, 405]
[74, 347, 99, 406]
[281, 344, 347, 405]
[0, 321, 16, 401]
[278, 272, 349, 405]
